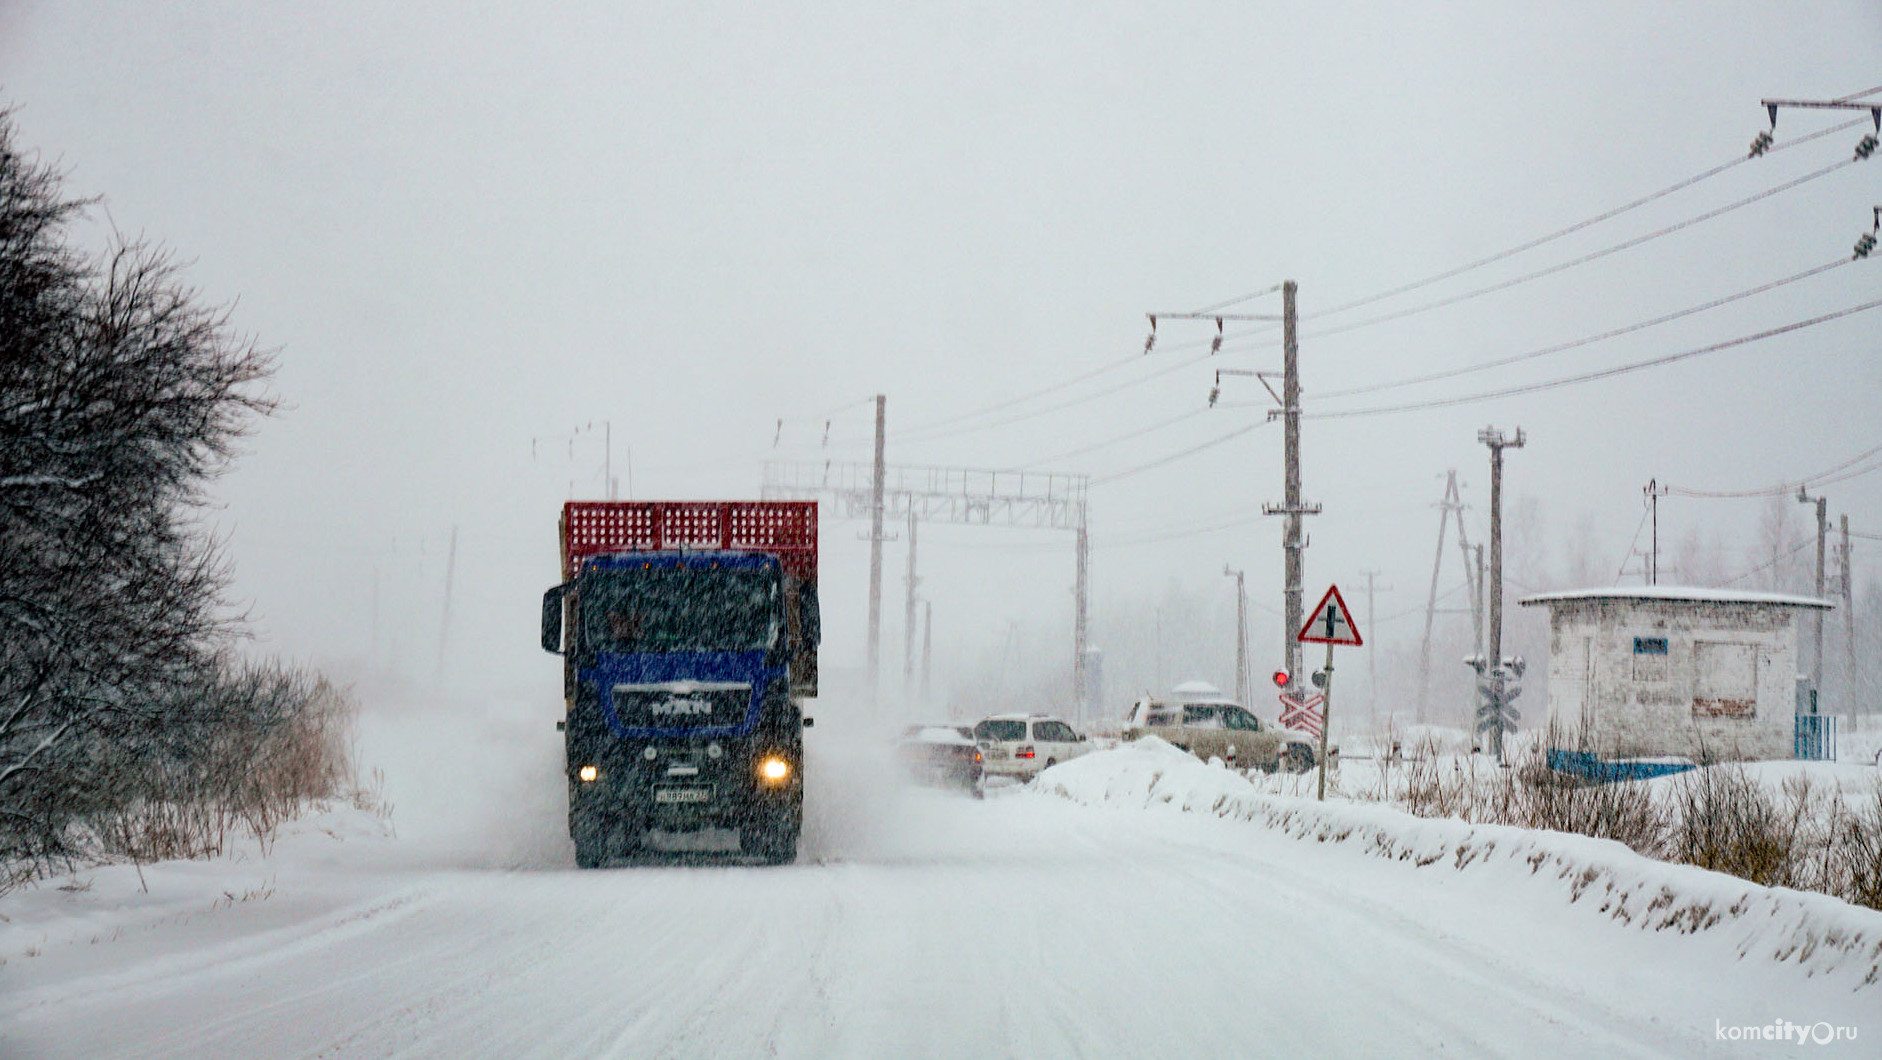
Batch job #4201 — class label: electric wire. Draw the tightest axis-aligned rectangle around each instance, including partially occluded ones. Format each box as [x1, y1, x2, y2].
[1665, 441, 1882, 498]
[1718, 539, 1815, 587]
[1304, 256, 1856, 401]
[1298, 156, 1862, 344]
[1308, 296, 1882, 419]
[1090, 418, 1271, 485]
[1307, 116, 1870, 322]
[1028, 406, 1208, 467]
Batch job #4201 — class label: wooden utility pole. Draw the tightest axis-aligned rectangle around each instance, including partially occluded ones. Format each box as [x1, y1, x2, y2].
[1798, 487, 1828, 683]
[1262, 281, 1320, 694]
[1075, 515, 1090, 724]
[1360, 569, 1388, 721]
[903, 510, 920, 686]
[1842, 514, 1855, 707]
[1478, 426, 1525, 761]
[435, 524, 458, 689]
[1225, 564, 1248, 706]
[921, 600, 933, 707]
[1416, 471, 1467, 722]
[1644, 478, 1669, 584]
[867, 395, 887, 705]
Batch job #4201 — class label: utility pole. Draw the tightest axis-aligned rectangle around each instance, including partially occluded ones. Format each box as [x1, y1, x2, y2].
[435, 524, 458, 690]
[1261, 281, 1321, 694]
[1478, 426, 1525, 761]
[1360, 569, 1389, 722]
[1075, 514, 1090, 724]
[1644, 478, 1669, 585]
[867, 394, 887, 705]
[1225, 565, 1248, 706]
[903, 510, 920, 688]
[1841, 514, 1855, 707]
[1416, 471, 1467, 722]
[1145, 284, 1307, 696]
[1798, 487, 1828, 684]
[921, 600, 933, 708]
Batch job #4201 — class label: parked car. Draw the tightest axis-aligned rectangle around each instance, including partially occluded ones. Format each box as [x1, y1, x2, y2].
[896, 724, 984, 796]
[1122, 688, 1330, 773]
[973, 714, 1091, 780]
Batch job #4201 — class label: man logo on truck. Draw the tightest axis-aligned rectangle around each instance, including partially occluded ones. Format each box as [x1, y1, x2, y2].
[650, 698, 713, 716]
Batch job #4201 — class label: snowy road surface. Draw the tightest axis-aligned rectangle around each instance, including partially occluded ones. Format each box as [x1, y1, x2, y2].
[3, 719, 1872, 1058]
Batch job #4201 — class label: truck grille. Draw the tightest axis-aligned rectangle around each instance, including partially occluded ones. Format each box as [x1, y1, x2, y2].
[611, 682, 750, 728]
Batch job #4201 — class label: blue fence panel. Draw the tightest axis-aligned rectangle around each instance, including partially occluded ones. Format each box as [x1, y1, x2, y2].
[1793, 714, 1837, 761]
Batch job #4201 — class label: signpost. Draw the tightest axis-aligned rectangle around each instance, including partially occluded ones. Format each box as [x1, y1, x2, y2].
[1297, 584, 1363, 801]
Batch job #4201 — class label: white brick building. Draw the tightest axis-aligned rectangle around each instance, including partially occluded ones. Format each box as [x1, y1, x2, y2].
[1518, 587, 1833, 762]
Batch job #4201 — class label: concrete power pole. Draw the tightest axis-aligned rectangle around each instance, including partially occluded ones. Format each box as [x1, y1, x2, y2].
[1798, 488, 1828, 684]
[1416, 471, 1466, 722]
[1225, 565, 1248, 706]
[867, 394, 887, 706]
[1262, 281, 1320, 693]
[904, 510, 920, 688]
[1479, 426, 1525, 760]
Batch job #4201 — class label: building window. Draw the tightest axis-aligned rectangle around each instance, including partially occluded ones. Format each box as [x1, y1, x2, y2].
[1632, 636, 1669, 682]
[1692, 642, 1757, 718]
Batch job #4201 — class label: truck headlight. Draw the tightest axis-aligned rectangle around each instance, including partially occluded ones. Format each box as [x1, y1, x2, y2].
[578, 765, 599, 782]
[758, 756, 791, 783]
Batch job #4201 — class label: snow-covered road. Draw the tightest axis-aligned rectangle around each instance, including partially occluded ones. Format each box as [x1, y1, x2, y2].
[3, 722, 1873, 1058]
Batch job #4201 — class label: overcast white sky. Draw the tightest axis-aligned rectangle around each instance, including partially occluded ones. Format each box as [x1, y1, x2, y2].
[3, 2, 1878, 709]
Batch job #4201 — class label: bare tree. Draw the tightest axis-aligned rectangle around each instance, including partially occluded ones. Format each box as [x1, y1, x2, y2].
[0, 109, 293, 876]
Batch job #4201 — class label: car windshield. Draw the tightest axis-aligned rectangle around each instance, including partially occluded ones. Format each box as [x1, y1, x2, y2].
[975, 719, 1026, 742]
[578, 566, 780, 655]
[1225, 708, 1262, 731]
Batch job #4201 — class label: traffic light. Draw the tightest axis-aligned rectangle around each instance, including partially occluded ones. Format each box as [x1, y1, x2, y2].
[1270, 669, 1290, 689]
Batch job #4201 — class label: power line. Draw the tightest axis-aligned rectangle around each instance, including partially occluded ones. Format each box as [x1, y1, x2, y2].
[1309, 296, 1882, 419]
[1090, 418, 1272, 485]
[1718, 539, 1815, 587]
[1666, 441, 1882, 498]
[1306, 116, 1869, 322]
[1305, 256, 1855, 401]
[1296, 156, 1862, 344]
[1028, 406, 1208, 466]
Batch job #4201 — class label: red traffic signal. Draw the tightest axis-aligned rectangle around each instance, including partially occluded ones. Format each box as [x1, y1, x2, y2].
[1271, 669, 1291, 688]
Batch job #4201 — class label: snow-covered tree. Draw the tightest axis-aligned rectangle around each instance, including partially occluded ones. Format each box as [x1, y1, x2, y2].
[0, 110, 280, 872]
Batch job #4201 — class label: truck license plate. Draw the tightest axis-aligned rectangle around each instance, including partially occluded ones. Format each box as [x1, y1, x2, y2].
[655, 787, 713, 804]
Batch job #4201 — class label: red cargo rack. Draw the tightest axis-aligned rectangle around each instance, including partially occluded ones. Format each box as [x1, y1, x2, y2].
[561, 501, 817, 582]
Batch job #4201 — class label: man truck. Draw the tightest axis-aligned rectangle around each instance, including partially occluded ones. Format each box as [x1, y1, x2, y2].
[540, 501, 818, 866]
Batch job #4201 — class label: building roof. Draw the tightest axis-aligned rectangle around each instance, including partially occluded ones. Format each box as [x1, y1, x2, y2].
[1518, 585, 1834, 610]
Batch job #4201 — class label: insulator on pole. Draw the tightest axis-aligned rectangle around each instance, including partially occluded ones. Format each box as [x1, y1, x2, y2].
[1856, 134, 1877, 161]
[1143, 314, 1157, 354]
[1748, 130, 1773, 157]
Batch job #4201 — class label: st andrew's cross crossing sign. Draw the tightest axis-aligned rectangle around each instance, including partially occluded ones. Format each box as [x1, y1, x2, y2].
[1297, 584, 1363, 646]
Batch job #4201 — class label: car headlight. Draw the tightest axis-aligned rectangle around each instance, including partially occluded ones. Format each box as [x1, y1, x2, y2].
[578, 765, 599, 782]
[758, 756, 791, 783]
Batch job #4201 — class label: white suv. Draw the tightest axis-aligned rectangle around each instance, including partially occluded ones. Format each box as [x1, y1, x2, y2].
[973, 714, 1091, 779]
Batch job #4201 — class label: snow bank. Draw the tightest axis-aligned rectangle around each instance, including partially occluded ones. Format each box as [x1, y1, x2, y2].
[1035, 738, 1882, 988]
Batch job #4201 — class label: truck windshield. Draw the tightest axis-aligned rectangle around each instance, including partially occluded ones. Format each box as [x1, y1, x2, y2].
[578, 567, 780, 655]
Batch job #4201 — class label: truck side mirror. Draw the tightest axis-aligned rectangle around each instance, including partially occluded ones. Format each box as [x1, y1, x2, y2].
[541, 584, 568, 654]
[800, 584, 821, 647]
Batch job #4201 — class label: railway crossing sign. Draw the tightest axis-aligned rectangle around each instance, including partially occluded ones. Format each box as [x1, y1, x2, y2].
[1297, 584, 1363, 646]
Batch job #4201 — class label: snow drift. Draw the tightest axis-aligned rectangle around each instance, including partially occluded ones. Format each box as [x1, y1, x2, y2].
[1034, 737, 1882, 989]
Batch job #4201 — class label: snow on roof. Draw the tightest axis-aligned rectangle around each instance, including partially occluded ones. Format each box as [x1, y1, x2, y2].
[1170, 680, 1225, 700]
[1518, 585, 1833, 610]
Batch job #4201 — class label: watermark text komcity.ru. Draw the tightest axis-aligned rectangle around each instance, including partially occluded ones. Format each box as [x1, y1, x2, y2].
[1716, 1019, 1859, 1045]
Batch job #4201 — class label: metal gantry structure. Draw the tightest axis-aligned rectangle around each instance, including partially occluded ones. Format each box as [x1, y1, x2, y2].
[761, 456, 1093, 719]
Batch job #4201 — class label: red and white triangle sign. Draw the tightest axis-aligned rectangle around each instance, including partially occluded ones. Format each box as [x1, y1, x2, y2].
[1297, 584, 1363, 646]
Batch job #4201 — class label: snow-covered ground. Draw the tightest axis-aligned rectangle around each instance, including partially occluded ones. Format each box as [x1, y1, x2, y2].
[2, 702, 1877, 1058]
